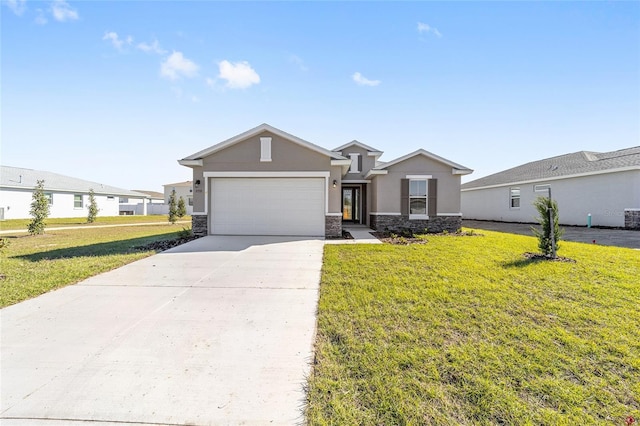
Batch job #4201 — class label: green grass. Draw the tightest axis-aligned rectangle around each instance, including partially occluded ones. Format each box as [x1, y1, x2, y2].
[0, 224, 186, 307]
[307, 230, 640, 425]
[0, 215, 190, 231]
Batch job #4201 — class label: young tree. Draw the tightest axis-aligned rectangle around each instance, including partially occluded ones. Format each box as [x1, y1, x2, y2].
[87, 189, 99, 223]
[168, 190, 178, 224]
[531, 196, 564, 257]
[177, 196, 187, 218]
[28, 180, 50, 235]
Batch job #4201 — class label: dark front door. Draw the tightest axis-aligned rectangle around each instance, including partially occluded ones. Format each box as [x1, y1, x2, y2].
[342, 187, 360, 222]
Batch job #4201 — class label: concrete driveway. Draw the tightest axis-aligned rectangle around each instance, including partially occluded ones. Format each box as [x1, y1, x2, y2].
[1, 236, 324, 425]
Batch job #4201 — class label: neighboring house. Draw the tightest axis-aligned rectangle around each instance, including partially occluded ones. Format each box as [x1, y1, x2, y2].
[178, 123, 472, 237]
[461, 147, 640, 228]
[0, 166, 151, 220]
[120, 190, 165, 216]
[162, 181, 194, 216]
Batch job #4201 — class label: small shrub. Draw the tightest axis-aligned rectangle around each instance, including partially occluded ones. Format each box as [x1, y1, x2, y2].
[87, 189, 99, 223]
[28, 180, 49, 235]
[531, 196, 564, 257]
[168, 190, 178, 224]
[177, 227, 192, 238]
[177, 196, 187, 218]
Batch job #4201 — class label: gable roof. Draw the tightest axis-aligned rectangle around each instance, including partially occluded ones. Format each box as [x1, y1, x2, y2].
[179, 123, 347, 165]
[163, 181, 192, 187]
[0, 166, 147, 198]
[132, 190, 164, 199]
[371, 149, 473, 175]
[461, 146, 640, 190]
[332, 140, 383, 156]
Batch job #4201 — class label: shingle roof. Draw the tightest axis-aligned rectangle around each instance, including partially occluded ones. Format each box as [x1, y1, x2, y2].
[461, 147, 640, 190]
[132, 190, 164, 199]
[1, 166, 148, 198]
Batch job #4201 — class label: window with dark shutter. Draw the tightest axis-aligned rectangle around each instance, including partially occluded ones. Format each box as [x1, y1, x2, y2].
[428, 179, 438, 216]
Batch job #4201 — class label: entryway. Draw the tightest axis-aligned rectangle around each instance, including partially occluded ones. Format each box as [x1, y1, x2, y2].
[342, 186, 365, 224]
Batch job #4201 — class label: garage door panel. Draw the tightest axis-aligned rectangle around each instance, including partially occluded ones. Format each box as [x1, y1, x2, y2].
[211, 178, 325, 236]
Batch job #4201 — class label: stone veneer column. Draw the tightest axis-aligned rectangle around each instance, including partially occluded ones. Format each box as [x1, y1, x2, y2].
[624, 209, 640, 230]
[192, 214, 208, 236]
[369, 214, 462, 234]
[325, 215, 342, 238]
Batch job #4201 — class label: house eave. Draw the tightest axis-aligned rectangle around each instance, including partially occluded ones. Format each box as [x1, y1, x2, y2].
[461, 166, 640, 191]
[178, 159, 203, 167]
[453, 168, 474, 175]
[364, 170, 388, 179]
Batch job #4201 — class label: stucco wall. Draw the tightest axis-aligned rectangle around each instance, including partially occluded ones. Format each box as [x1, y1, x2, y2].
[461, 170, 640, 227]
[372, 156, 463, 214]
[190, 131, 342, 215]
[0, 189, 121, 219]
[335, 145, 377, 181]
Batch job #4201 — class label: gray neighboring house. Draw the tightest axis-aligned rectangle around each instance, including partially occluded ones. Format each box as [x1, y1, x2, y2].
[178, 123, 472, 237]
[461, 147, 640, 229]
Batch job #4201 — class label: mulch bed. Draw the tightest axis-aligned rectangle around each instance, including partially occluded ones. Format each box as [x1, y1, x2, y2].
[523, 252, 576, 263]
[134, 234, 202, 252]
[326, 230, 354, 240]
[372, 230, 482, 245]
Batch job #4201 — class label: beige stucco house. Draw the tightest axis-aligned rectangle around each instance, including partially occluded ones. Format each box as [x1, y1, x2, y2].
[178, 124, 473, 237]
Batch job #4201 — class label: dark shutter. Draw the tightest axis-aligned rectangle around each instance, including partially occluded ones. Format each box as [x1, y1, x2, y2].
[428, 179, 438, 216]
[358, 155, 363, 173]
[400, 179, 409, 215]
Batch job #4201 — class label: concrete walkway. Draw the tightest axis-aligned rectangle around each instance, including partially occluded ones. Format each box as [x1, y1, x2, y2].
[325, 225, 382, 245]
[463, 220, 640, 249]
[1, 236, 324, 425]
[0, 220, 190, 235]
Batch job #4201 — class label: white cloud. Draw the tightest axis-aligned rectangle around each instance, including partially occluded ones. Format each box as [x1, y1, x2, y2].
[217, 60, 260, 89]
[34, 8, 47, 25]
[4, 0, 27, 16]
[289, 54, 308, 71]
[161, 51, 199, 80]
[137, 39, 166, 55]
[51, 0, 78, 22]
[417, 22, 442, 38]
[103, 31, 132, 51]
[205, 77, 216, 88]
[352, 72, 380, 87]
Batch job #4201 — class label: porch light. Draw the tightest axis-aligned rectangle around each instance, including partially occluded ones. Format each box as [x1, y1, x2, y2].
[332, 180, 337, 188]
[195, 179, 201, 186]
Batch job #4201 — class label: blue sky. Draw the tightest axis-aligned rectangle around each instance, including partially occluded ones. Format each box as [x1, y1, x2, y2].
[2, 1, 639, 192]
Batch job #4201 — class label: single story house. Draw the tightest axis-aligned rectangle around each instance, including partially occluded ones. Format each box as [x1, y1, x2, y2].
[121, 190, 165, 216]
[0, 165, 152, 220]
[178, 123, 473, 237]
[461, 147, 640, 229]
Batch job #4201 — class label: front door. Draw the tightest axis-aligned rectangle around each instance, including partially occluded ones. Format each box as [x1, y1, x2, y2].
[342, 187, 360, 222]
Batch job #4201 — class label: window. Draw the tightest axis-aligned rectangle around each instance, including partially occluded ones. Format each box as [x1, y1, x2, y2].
[510, 187, 520, 209]
[349, 153, 360, 173]
[119, 197, 128, 203]
[107, 196, 115, 200]
[260, 137, 272, 162]
[74, 194, 83, 208]
[188, 197, 193, 206]
[409, 179, 428, 217]
[45, 192, 53, 205]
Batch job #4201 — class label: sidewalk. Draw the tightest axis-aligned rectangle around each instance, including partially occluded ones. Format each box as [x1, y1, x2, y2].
[0, 220, 190, 235]
[326, 225, 382, 244]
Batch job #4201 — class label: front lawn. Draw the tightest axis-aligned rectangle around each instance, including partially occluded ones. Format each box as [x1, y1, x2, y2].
[0, 225, 186, 307]
[0, 215, 190, 231]
[307, 230, 639, 425]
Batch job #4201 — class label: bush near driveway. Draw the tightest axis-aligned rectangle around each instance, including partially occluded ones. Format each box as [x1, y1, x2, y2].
[307, 230, 640, 425]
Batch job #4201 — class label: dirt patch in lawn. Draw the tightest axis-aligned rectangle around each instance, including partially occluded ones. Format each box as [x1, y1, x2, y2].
[373, 230, 482, 245]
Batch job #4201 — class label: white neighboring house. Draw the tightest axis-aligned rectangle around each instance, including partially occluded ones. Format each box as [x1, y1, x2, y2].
[120, 190, 165, 215]
[461, 147, 640, 228]
[0, 166, 152, 220]
[163, 181, 194, 216]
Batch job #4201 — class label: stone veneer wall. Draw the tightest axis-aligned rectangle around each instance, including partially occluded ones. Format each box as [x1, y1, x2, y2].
[325, 215, 342, 238]
[192, 214, 208, 236]
[625, 209, 640, 230]
[370, 214, 462, 234]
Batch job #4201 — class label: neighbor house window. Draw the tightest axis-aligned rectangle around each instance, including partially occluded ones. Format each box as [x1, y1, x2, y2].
[45, 192, 53, 205]
[188, 197, 193, 206]
[510, 187, 520, 209]
[119, 197, 128, 203]
[74, 194, 83, 208]
[107, 196, 115, 200]
[409, 179, 428, 218]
